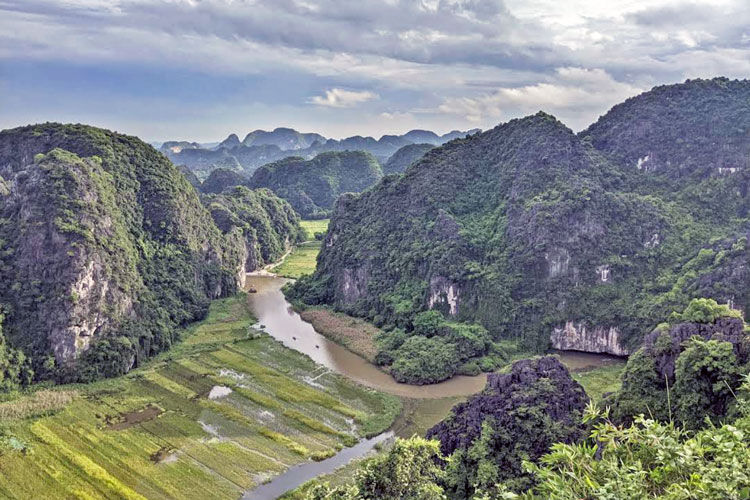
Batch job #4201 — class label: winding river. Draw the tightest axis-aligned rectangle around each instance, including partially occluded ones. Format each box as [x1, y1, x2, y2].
[241, 274, 625, 499]
[245, 275, 488, 398]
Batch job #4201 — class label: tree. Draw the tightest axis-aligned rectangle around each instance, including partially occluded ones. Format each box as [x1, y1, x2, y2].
[0, 314, 33, 392]
[673, 337, 742, 428]
[520, 396, 750, 500]
[308, 437, 447, 500]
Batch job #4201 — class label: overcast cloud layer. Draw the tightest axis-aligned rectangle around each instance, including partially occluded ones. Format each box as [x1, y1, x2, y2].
[1, 0, 749, 141]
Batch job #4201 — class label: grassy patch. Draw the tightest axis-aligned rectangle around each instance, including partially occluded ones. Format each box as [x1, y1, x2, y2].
[274, 241, 321, 278]
[273, 219, 330, 278]
[391, 396, 466, 438]
[573, 363, 626, 402]
[298, 307, 380, 362]
[300, 219, 330, 240]
[0, 293, 400, 499]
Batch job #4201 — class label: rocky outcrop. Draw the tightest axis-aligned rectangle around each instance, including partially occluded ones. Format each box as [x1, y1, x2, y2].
[428, 276, 460, 316]
[642, 316, 748, 380]
[551, 322, 630, 356]
[426, 356, 588, 486]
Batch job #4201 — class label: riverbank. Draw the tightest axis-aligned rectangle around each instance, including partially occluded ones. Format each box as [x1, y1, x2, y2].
[246, 275, 489, 398]
[298, 306, 380, 363]
[0, 294, 400, 499]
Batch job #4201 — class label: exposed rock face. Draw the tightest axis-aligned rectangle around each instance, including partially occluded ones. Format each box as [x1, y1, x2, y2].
[551, 322, 629, 356]
[338, 267, 370, 304]
[427, 355, 587, 462]
[428, 276, 460, 316]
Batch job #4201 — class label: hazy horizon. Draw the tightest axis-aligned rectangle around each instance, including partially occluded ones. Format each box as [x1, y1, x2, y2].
[2, 0, 749, 142]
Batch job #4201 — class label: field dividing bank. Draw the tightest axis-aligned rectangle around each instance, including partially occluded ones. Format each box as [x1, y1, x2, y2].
[0, 294, 400, 500]
[274, 219, 330, 278]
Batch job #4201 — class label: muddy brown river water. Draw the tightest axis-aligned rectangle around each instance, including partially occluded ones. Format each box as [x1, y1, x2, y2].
[241, 274, 625, 499]
[245, 275, 488, 398]
[245, 275, 625, 398]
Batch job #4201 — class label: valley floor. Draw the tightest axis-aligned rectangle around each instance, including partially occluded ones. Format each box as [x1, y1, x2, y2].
[272, 219, 328, 279]
[0, 294, 399, 500]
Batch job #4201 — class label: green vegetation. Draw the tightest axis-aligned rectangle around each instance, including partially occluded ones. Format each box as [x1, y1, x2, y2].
[199, 167, 248, 194]
[306, 378, 750, 500]
[204, 185, 304, 269]
[613, 298, 750, 429]
[273, 219, 330, 278]
[307, 437, 446, 500]
[426, 357, 588, 497]
[0, 124, 248, 385]
[669, 297, 743, 324]
[0, 294, 400, 499]
[301, 219, 331, 241]
[0, 124, 306, 389]
[0, 315, 32, 392]
[572, 363, 624, 402]
[374, 311, 507, 385]
[289, 78, 750, 359]
[249, 151, 383, 218]
[382, 143, 434, 175]
[298, 307, 380, 362]
[275, 241, 322, 278]
[522, 400, 750, 500]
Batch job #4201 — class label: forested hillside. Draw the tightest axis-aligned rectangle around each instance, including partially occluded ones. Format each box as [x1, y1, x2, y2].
[382, 143, 435, 175]
[249, 151, 383, 218]
[0, 124, 301, 388]
[289, 78, 750, 363]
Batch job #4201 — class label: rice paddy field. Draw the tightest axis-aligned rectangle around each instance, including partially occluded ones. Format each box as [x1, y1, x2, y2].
[274, 219, 330, 278]
[273, 241, 322, 279]
[299, 219, 329, 241]
[0, 294, 400, 500]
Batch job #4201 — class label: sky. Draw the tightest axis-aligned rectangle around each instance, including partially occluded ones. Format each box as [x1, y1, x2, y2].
[1, 0, 749, 142]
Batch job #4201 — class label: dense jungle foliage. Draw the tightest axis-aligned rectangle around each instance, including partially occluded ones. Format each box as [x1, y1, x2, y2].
[248, 151, 383, 218]
[0, 124, 297, 388]
[382, 143, 435, 175]
[374, 310, 507, 384]
[309, 325, 750, 500]
[612, 298, 750, 429]
[309, 390, 750, 500]
[203, 185, 304, 267]
[289, 78, 750, 358]
[199, 167, 248, 194]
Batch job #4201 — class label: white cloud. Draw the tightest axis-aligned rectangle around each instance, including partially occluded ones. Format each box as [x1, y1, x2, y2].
[435, 67, 643, 130]
[2, 0, 750, 138]
[309, 88, 378, 108]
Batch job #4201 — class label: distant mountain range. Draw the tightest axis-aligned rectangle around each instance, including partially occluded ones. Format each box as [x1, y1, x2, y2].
[160, 127, 480, 179]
